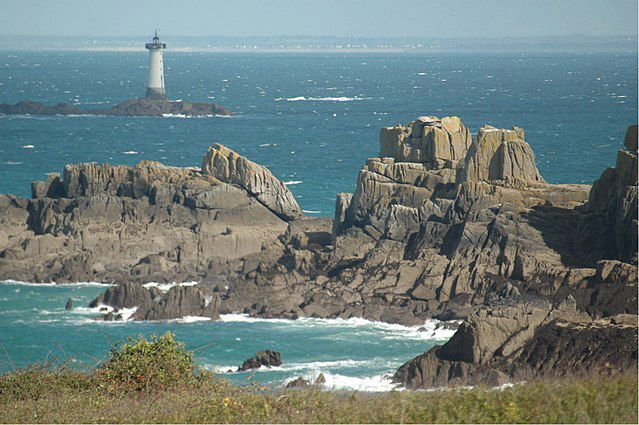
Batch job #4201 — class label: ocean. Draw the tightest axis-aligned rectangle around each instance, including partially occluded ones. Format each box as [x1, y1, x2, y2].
[0, 50, 636, 389]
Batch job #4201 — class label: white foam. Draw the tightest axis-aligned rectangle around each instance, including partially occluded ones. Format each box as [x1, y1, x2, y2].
[259, 143, 277, 147]
[21, 144, 34, 148]
[302, 210, 321, 214]
[4, 161, 22, 165]
[283, 180, 303, 185]
[319, 373, 400, 392]
[142, 281, 198, 292]
[122, 151, 140, 155]
[276, 96, 371, 102]
[80, 304, 139, 321]
[0, 279, 112, 287]
[218, 314, 458, 341]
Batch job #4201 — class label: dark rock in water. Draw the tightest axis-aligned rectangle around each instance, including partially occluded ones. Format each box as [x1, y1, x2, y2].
[315, 373, 326, 385]
[0, 98, 231, 117]
[238, 350, 282, 372]
[64, 298, 73, 310]
[88, 282, 221, 321]
[286, 377, 309, 388]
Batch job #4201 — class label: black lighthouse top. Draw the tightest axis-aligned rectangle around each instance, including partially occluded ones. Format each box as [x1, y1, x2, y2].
[145, 30, 166, 50]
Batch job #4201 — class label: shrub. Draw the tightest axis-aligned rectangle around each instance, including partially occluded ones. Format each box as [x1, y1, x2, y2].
[97, 332, 194, 393]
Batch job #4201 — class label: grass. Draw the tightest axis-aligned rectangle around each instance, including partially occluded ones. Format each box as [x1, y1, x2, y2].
[0, 333, 636, 424]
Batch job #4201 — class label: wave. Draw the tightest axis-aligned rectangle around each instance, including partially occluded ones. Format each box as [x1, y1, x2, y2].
[142, 281, 199, 292]
[310, 372, 400, 392]
[218, 314, 458, 340]
[122, 151, 140, 155]
[207, 358, 378, 375]
[283, 180, 302, 185]
[259, 143, 277, 147]
[4, 161, 23, 165]
[21, 144, 35, 148]
[302, 210, 321, 214]
[275, 96, 371, 102]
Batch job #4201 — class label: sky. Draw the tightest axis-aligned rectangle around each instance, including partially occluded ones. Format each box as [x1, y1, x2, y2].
[0, 0, 637, 38]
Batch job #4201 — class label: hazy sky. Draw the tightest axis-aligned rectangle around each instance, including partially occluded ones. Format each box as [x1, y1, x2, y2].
[1, 0, 637, 38]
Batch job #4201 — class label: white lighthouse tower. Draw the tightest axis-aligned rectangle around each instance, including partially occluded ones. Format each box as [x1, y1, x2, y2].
[145, 30, 167, 100]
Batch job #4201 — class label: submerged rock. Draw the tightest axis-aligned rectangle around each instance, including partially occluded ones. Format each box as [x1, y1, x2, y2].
[285, 377, 309, 388]
[64, 298, 73, 310]
[238, 350, 282, 372]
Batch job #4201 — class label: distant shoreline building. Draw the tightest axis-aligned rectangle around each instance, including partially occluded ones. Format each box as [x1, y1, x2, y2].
[145, 30, 166, 100]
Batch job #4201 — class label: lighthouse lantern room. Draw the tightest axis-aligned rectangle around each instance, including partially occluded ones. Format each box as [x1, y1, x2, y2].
[145, 30, 167, 100]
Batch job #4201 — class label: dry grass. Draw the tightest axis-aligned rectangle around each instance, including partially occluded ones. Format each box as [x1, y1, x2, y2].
[0, 367, 636, 423]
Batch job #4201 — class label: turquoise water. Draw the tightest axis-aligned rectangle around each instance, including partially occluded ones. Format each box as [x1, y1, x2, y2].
[0, 51, 636, 389]
[0, 281, 454, 390]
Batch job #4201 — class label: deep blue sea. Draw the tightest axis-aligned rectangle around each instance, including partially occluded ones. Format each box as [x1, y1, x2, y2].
[0, 50, 636, 389]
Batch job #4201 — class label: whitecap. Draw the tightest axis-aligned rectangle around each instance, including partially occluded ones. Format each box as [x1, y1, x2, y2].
[122, 151, 140, 155]
[143, 281, 198, 292]
[314, 373, 400, 392]
[283, 180, 302, 185]
[276, 96, 371, 102]
[21, 144, 34, 149]
[302, 210, 321, 214]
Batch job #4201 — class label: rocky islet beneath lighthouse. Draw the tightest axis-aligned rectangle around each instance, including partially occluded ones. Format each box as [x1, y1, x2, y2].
[0, 32, 232, 117]
[0, 115, 636, 388]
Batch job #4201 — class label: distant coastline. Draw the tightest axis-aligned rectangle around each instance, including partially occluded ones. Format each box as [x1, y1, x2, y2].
[0, 34, 636, 53]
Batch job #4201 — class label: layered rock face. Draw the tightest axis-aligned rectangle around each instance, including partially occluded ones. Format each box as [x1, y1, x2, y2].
[0, 145, 298, 283]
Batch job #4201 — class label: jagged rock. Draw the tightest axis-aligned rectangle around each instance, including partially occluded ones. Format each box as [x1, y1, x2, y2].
[379, 115, 471, 164]
[64, 298, 73, 310]
[625, 124, 638, 151]
[315, 373, 326, 384]
[237, 350, 282, 371]
[393, 300, 636, 389]
[463, 125, 543, 183]
[201, 144, 302, 221]
[90, 283, 220, 321]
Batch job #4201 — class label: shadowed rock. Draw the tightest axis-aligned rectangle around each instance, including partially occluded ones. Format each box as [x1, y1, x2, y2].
[238, 350, 282, 371]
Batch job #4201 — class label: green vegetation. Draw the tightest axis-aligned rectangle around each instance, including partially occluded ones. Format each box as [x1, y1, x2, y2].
[0, 332, 636, 424]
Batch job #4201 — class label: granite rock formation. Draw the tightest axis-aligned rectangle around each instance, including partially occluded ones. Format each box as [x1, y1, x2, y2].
[0, 98, 231, 117]
[0, 115, 636, 386]
[0, 145, 297, 284]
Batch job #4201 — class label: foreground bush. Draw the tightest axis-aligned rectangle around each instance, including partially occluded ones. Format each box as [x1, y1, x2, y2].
[97, 332, 194, 392]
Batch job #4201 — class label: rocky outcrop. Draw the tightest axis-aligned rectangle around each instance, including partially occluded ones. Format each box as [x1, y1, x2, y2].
[202, 144, 302, 221]
[0, 98, 231, 117]
[89, 282, 220, 321]
[393, 298, 637, 389]
[238, 350, 282, 371]
[580, 125, 637, 263]
[0, 116, 636, 339]
[0, 145, 299, 283]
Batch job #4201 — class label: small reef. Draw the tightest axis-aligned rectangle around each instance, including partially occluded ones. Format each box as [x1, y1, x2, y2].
[0, 97, 232, 117]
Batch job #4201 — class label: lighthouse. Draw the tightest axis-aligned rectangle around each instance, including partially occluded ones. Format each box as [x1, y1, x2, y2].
[145, 30, 167, 100]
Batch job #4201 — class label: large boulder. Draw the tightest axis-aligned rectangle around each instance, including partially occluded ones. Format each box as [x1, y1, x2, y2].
[201, 144, 302, 221]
